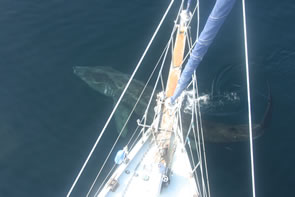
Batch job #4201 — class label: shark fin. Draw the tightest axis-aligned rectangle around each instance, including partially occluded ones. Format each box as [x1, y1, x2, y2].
[114, 104, 131, 137]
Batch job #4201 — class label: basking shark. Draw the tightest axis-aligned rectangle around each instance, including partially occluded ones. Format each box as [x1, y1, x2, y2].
[74, 66, 155, 137]
[73, 66, 271, 143]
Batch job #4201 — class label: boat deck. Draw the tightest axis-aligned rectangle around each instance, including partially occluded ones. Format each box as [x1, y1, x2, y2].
[98, 129, 199, 197]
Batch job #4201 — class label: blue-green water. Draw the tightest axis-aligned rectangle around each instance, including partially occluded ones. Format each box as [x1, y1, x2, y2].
[0, 0, 294, 196]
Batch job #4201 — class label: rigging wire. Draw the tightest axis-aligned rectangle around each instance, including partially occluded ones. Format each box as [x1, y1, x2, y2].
[143, 25, 177, 135]
[93, 164, 116, 197]
[196, 0, 200, 40]
[86, 1, 182, 195]
[93, 163, 117, 197]
[184, 30, 203, 194]
[186, 0, 192, 10]
[85, 40, 172, 197]
[175, 5, 210, 197]
[184, 32, 207, 196]
[188, 136, 202, 196]
[68, 0, 215, 196]
[142, 0, 184, 136]
[178, 106, 202, 196]
[124, 35, 177, 151]
[109, 0, 184, 165]
[241, 0, 256, 196]
[87, 20, 179, 194]
[189, 0, 211, 195]
[192, 74, 207, 197]
[193, 73, 210, 197]
[180, 1, 211, 196]
[129, 128, 144, 151]
[142, 30, 175, 154]
[66, 1, 175, 196]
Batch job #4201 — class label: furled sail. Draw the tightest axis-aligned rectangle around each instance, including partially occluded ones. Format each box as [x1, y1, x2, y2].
[171, 0, 236, 103]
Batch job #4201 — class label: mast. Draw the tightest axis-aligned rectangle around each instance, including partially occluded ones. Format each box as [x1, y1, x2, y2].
[95, 8, 199, 196]
[153, 9, 191, 190]
[68, 2, 203, 196]
[166, 11, 189, 97]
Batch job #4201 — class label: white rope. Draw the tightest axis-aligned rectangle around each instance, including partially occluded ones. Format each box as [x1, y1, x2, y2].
[66, 1, 175, 196]
[241, 0, 256, 196]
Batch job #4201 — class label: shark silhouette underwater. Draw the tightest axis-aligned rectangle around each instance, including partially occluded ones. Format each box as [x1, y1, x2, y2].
[73, 66, 272, 143]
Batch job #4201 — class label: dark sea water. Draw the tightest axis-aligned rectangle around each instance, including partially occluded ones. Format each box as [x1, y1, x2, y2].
[0, 0, 294, 196]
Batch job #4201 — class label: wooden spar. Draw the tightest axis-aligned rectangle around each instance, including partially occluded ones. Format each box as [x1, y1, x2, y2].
[165, 25, 187, 97]
[96, 11, 199, 196]
[154, 15, 188, 176]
